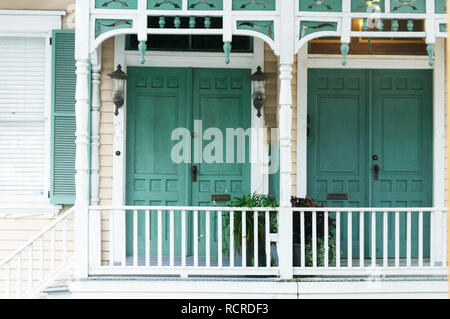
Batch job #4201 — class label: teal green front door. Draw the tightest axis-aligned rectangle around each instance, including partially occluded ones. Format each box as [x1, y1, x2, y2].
[307, 69, 432, 259]
[126, 67, 251, 258]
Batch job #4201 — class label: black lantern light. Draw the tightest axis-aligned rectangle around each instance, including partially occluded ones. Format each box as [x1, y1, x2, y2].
[108, 65, 128, 116]
[249, 66, 268, 118]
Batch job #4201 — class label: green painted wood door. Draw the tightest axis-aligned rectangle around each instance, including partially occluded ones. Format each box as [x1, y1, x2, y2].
[307, 69, 432, 259]
[126, 67, 251, 259]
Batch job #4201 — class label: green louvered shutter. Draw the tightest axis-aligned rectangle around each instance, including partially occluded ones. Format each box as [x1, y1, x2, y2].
[50, 30, 76, 204]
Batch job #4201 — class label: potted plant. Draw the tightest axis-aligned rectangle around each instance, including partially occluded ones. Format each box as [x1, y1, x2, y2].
[291, 196, 337, 267]
[223, 193, 278, 267]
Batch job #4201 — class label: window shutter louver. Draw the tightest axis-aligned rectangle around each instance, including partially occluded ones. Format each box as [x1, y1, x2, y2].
[50, 30, 76, 204]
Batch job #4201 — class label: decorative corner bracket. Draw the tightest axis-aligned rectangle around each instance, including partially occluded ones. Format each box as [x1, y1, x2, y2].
[138, 41, 147, 64]
[223, 41, 232, 64]
[340, 42, 349, 66]
[427, 44, 435, 67]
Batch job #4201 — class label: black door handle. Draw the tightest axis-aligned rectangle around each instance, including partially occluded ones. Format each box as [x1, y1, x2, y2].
[191, 165, 198, 182]
[373, 164, 380, 181]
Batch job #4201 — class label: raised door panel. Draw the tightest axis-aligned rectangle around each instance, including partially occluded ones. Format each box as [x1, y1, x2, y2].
[192, 68, 251, 262]
[307, 69, 368, 258]
[126, 67, 188, 258]
[372, 69, 432, 258]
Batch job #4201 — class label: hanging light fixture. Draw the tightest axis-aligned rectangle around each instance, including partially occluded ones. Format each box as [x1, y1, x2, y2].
[108, 64, 128, 116]
[249, 66, 268, 118]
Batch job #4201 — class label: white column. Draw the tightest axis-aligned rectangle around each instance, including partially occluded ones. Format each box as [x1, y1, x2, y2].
[90, 64, 101, 206]
[74, 0, 90, 278]
[89, 59, 102, 267]
[74, 59, 90, 278]
[278, 64, 294, 279]
[277, 0, 295, 280]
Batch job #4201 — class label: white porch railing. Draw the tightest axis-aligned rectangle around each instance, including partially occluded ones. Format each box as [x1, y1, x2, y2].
[293, 208, 448, 276]
[0, 207, 75, 298]
[88, 206, 279, 277]
[86, 206, 447, 278]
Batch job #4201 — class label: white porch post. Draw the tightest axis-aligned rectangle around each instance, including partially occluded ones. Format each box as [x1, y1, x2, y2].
[89, 50, 102, 268]
[277, 0, 295, 280]
[74, 0, 90, 278]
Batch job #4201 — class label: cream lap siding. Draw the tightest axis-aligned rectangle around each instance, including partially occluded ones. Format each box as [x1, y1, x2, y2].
[0, 37, 46, 198]
[99, 38, 114, 206]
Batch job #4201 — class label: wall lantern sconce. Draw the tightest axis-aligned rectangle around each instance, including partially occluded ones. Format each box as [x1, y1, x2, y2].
[249, 66, 268, 118]
[108, 64, 128, 116]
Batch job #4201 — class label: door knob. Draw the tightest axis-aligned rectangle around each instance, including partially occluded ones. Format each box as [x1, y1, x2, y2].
[373, 164, 380, 181]
[191, 165, 198, 182]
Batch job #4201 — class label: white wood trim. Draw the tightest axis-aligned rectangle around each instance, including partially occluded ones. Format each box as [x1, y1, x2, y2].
[61, 278, 448, 299]
[297, 45, 308, 197]
[0, 10, 66, 16]
[432, 39, 446, 263]
[297, 52, 444, 214]
[119, 38, 267, 195]
[112, 35, 127, 265]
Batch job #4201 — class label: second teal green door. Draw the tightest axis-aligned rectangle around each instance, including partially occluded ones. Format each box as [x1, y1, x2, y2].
[125, 67, 251, 259]
[307, 69, 433, 259]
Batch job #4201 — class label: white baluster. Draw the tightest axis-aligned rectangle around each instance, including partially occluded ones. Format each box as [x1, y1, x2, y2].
[312, 211, 317, 268]
[324, 211, 328, 268]
[109, 210, 114, 266]
[348, 212, 352, 268]
[133, 210, 138, 267]
[39, 236, 44, 281]
[218, 211, 223, 268]
[336, 211, 340, 268]
[265, 211, 270, 268]
[442, 210, 447, 267]
[158, 210, 163, 267]
[5, 262, 10, 298]
[395, 211, 400, 268]
[371, 211, 376, 267]
[300, 211, 305, 268]
[28, 246, 33, 291]
[407, 211, 411, 268]
[170, 210, 175, 268]
[254, 211, 258, 267]
[193, 210, 198, 267]
[206, 210, 210, 268]
[145, 210, 150, 267]
[419, 211, 423, 267]
[383, 211, 388, 268]
[242, 211, 246, 268]
[62, 218, 67, 263]
[50, 228, 55, 272]
[16, 253, 22, 297]
[430, 210, 435, 267]
[359, 211, 364, 268]
[230, 211, 234, 268]
[122, 210, 127, 267]
[181, 210, 186, 267]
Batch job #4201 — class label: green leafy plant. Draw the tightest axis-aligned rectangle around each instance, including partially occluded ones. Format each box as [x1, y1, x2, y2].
[292, 196, 337, 267]
[222, 193, 278, 266]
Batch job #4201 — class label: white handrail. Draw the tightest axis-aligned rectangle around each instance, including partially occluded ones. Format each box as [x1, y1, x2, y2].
[0, 206, 75, 269]
[89, 206, 448, 212]
[0, 206, 75, 298]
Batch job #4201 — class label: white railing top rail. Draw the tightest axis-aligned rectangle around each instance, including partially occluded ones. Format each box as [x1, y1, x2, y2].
[290, 207, 448, 212]
[88, 206, 279, 211]
[0, 206, 75, 269]
[88, 206, 447, 212]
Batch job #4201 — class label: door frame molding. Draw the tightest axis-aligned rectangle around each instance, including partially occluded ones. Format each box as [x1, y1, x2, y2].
[297, 42, 445, 207]
[297, 40, 446, 262]
[113, 36, 266, 208]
